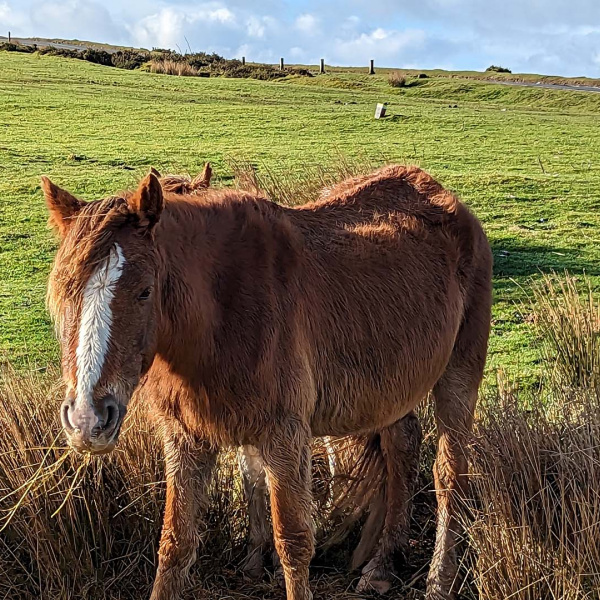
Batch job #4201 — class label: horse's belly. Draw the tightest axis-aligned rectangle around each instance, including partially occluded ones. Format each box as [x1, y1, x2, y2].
[308, 312, 460, 435]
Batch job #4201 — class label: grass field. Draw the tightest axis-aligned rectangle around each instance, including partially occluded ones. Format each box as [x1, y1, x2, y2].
[2, 50, 600, 600]
[2, 51, 600, 384]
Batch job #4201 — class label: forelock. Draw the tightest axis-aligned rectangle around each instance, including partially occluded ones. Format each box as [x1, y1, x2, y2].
[47, 195, 132, 324]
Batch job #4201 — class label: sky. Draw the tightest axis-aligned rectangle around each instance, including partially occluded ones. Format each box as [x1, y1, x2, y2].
[1, 0, 600, 77]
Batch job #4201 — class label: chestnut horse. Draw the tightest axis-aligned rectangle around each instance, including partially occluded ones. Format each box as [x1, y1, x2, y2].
[43, 165, 492, 600]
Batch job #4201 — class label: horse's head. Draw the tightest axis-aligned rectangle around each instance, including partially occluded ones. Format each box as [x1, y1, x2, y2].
[43, 172, 164, 454]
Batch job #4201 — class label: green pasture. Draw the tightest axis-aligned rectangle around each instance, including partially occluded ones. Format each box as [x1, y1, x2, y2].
[1, 51, 600, 387]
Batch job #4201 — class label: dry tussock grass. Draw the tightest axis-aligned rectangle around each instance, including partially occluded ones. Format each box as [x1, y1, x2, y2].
[227, 156, 375, 206]
[465, 384, 600, 600]
[148, 59, 200, 77]
[388, 71, 408, 88]
[462, 274, 600, 600]
[1, 157, 598, 600]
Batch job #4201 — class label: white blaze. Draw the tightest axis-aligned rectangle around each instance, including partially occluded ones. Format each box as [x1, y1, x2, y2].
[75, 244, 125, 413]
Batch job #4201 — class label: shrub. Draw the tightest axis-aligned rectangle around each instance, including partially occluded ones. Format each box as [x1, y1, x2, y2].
[2, 42, 313, 81]
[4, 43, 146, 71]
[486, 65, 512, 73]
[37, 46, 81, 59]
[222, 64, 285, 80]
[82, 48, 112, 66]
[111, 50, 149, 70]
[186, 52, 231, 70]
[0, 42, 35, 53]
[388, 70, 407, 88]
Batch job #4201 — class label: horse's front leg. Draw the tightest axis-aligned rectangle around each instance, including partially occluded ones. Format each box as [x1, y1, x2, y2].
[150, 419, 217, 600]
[261, 422, 314, 600]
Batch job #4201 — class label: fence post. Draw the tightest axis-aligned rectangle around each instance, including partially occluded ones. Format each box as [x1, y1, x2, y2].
[320, 58, 325, 74]
[369, 59, 375, 75]
[241, 56, 245, 65]
[280, 57, 284, 70]
[8, 31, 10, 43]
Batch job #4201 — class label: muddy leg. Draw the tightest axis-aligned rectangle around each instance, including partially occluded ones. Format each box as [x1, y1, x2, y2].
[356, 411, 422, 594]
[426, 293, 490, 599]
[261, 424, 314, 600]
[238, 445, 272, 577]
[150, 420, 217, 600]
[323, 436, 338, 506]
[426, 375, 476, 600]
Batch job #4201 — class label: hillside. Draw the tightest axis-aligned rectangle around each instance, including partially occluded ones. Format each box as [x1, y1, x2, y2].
[1, 51, 600, 386]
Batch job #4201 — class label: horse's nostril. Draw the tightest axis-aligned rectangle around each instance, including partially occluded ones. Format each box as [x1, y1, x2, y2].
[96, 396, 120, 434]
[60, 399, 75, 433]
[104, 402, 118, 432]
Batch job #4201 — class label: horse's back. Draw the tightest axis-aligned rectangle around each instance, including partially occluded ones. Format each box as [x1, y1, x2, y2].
[285, 166, 491, 435]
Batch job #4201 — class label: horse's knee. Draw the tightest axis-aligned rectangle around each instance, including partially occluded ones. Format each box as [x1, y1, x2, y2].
[273, 525, 315, 569]
[152, 535, 198, 600]
[158, 531, 198, 572]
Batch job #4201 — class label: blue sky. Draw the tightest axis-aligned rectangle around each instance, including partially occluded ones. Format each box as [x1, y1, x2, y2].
[1, 0, 599, 76]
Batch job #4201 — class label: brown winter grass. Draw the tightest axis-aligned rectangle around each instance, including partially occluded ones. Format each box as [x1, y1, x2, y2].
[0, 156, 599, 599]
[228, 155, 374, 206]
[388, 71, 407, 88]
[461, 274, 600, 600]
[148, 59, 200, 77]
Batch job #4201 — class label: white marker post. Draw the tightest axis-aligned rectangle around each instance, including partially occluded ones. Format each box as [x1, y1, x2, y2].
[374, 103, 387, 119]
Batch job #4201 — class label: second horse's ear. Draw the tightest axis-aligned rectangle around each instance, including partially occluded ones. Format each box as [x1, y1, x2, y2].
[192, 162, 212, 190]
[41, 176, 85, 237]
[127, 171, 164, 231]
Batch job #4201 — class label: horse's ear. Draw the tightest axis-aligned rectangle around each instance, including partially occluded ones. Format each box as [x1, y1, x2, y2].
[149, 167, 161, 178]
[40, 176, 84, 237]
[128, 172, 163, 230]
[192, 162, 212, 190]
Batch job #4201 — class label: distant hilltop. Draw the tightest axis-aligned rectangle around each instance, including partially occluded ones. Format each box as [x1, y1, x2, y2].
[2, 35, 600, 92]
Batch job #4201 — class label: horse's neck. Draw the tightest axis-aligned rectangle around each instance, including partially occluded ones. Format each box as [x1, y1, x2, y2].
[154, 202, 215, 360]
[152, 196, 303, 377]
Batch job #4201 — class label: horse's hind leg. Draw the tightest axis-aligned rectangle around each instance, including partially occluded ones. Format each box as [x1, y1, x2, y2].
[238, 445, 284, 579]
[426, 299, 490, 599]
[238, 445, 272, 578]
[356, 411, 422, 594]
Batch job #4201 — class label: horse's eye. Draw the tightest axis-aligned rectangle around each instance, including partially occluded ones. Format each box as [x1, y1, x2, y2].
[138, 287, 152, 301]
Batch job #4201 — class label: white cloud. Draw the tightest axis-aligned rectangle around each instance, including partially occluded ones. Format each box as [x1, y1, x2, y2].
[0, 1, 25, 27]
[334, 28, 427, 63]
[295, 14, 319, 36]
[0, 0, 599, 76]
[129, 4, 237, 51]
[246, 16, 265, 38]
[24, 0, 128, 44]
[289, 46, 305, 59]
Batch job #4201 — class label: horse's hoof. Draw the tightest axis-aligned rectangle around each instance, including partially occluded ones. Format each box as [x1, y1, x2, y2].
[356, 575, 392, 595]
[424, 580, 453, 600]
[241, 549, 264, 579]
[356, 557, 394, 595]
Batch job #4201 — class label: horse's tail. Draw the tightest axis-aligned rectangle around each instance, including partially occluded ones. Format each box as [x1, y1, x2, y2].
[323, 433, 387, 569]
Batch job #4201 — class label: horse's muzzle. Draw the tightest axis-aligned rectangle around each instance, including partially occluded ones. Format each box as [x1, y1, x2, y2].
[60, 394, 125, 454]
